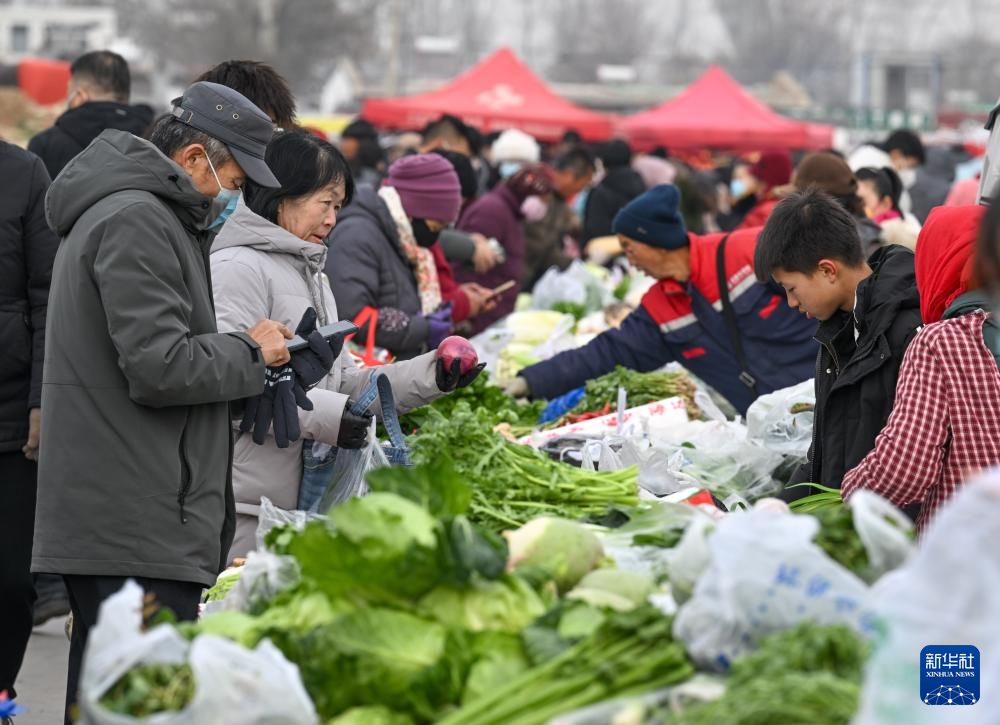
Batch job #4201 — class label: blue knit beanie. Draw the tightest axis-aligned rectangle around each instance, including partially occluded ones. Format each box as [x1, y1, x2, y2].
[612, 184, 688, 249]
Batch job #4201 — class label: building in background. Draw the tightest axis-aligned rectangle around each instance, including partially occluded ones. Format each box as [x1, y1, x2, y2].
[0, 4, 115, 63]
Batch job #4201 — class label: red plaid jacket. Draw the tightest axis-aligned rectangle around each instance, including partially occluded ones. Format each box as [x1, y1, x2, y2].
[842, 310, 1000, 529]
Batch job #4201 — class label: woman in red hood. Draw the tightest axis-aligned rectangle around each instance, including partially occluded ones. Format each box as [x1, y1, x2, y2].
[842, 202, 1000, 531]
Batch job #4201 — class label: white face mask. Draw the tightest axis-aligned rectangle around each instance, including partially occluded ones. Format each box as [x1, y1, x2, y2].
[897, 167, 917, 189]
[205, 155, 241, 230]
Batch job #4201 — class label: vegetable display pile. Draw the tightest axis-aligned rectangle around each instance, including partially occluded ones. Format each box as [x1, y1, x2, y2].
[409, 404, 639, 530]
[545, 366, 701, 427]
[100, 460, 689, 724]
[666, 623, 868, 725]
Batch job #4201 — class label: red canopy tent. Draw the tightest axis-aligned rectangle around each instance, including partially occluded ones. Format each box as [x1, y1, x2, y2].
[362, 48, 614, 143]
[623, 65, 833, 152]
[4, 58, 71, 105]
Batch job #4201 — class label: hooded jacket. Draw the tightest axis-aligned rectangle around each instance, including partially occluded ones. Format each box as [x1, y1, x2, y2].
[915, 204, 985, 324]
[0, 142, 59, 452]
[211, 200, 442, 558]
[581, 166, 646, 243]
[788, 245, 923, 497]
[324, 184, 430, 359]
[33, 130, 265, 586]
[28, 101, 152, 180]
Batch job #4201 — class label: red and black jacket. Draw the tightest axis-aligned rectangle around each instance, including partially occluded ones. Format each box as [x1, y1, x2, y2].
[521, 228, 818, 415]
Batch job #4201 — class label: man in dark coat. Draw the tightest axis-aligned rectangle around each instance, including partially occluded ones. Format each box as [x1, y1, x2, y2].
[28, 50, 151, 180]
[35, 82, 294, 722]
[0, 140, 60, 704]
[755, 189, 923, 498]
[581, 139, 646, 243]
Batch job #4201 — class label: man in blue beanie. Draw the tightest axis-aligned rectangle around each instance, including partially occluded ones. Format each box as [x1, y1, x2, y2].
[506, 184, 817, 415]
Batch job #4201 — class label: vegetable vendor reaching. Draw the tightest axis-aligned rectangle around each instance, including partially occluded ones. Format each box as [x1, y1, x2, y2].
[753, 189, 923, 501]
[507, 184, 817, 416]
[211, 131, 483, 559]
[841, 201, 1000, 531]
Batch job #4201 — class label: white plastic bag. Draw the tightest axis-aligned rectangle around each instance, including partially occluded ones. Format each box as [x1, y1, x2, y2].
[853, 472, 1000, 725]
[673, 510, 875, 671]
[80, 582, 318, 724]
[531, 260, 611, 314]
[745, 379, 815, 457]
[80, 581, 190, 725]
[848, 489, 915, 578]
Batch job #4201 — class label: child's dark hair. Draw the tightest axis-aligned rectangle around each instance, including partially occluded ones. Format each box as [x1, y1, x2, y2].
[856, 166, 904, 216]
[755, 188, 865, 280]
[243, 131, 354, 224]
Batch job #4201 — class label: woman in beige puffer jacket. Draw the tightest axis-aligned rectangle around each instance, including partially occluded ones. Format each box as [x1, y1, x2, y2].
[211, 133, 446, 559]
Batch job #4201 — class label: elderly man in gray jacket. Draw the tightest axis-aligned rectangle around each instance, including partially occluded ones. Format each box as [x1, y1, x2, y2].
[34, 82, 293, 723]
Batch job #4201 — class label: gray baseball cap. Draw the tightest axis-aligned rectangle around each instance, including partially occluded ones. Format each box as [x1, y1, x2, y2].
[170, 81, 281, 188]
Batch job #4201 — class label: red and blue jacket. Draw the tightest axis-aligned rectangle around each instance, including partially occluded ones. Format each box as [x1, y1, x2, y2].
[520, 228, 818, 415]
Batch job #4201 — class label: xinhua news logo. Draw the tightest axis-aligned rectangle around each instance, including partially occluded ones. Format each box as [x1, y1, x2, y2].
[920, 645, 980, 706]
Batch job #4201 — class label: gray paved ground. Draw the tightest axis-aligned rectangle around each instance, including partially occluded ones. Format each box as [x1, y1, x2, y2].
[14, 618, 69, 724]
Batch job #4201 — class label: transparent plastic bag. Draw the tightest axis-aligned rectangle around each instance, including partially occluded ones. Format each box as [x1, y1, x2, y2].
[745, 379, 815, 457]
[255, 496, 327, 553]
[853, 472, 1000, 725]
[80, 582, 318, 724]
[205, 549, 301, 614]
[314, 370, 411, 513]
[673, 510, 874, 671]
[315, 417, 380, 512]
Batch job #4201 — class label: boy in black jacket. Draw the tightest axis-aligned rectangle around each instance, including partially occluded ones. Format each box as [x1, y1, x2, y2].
[754, 189, 923, 498]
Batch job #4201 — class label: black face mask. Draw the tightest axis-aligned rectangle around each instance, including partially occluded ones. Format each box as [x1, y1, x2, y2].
[411, 218, 439, 248]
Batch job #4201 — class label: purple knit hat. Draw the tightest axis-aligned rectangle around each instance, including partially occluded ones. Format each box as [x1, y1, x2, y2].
[385, 154, 462, 223]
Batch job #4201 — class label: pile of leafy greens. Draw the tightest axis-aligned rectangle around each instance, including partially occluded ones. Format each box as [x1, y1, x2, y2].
[398, 372, 544, 436]
[408, 404, 639, 531]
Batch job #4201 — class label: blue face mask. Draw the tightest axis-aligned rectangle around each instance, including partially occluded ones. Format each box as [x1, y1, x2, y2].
[730, 178, 747, 199]
[499, 161, 522, 179]
[205, 155, 242, 231]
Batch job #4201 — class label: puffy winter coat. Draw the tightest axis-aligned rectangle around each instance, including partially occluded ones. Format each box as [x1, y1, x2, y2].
[789, 245, 923, 496]
[0, 142, 59, 452]
[34, 130, 264, 586]
[324, 184, 430, 359]
[211, 199, 443, 557]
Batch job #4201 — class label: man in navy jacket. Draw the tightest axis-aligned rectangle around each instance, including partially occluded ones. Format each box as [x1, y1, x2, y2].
[508, 184, 817, 416]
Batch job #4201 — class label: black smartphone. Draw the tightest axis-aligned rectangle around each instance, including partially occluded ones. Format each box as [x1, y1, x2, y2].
[287, 320, 359, 353]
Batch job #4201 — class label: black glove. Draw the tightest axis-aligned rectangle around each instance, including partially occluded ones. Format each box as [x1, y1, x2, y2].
[290, 307, 339, 390]
[436, 358, 487, 392]
[337, 404, 374, 449]
[240, 365, 313, 448]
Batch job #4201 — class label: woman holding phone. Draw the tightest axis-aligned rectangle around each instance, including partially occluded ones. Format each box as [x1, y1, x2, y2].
[456, 164, 556, 334]
[210, 131, 466, 558]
